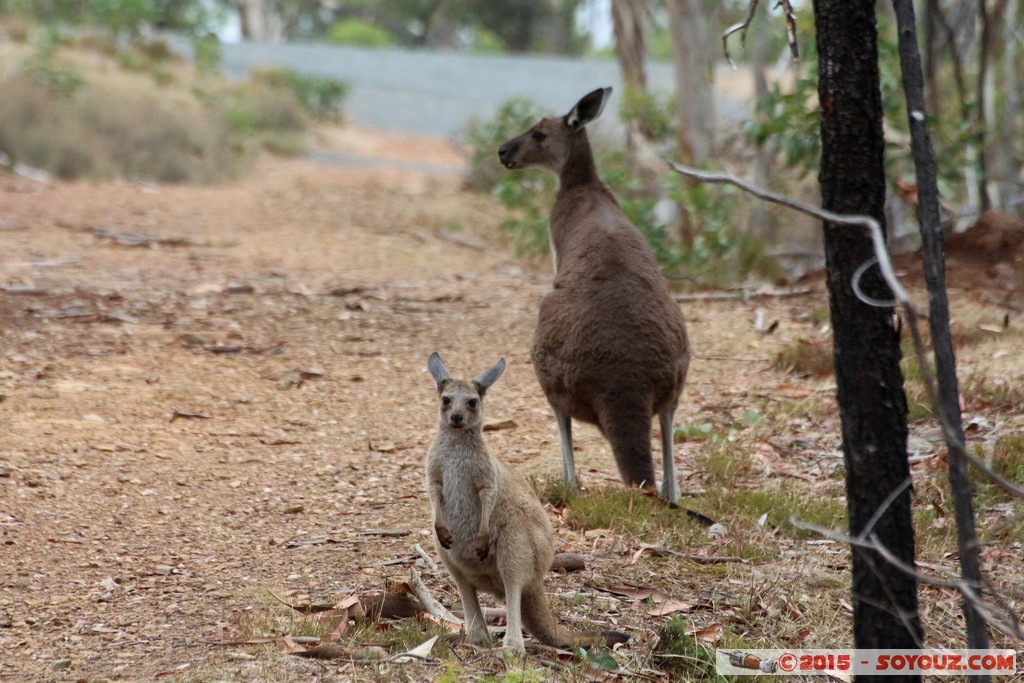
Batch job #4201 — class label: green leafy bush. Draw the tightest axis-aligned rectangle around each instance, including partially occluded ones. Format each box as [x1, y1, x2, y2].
[466, 96, 779, 283]
[465, 98, 678, 265]
[669, 176, 781, 286]
[251, 68, 348, 122]
[328, 19, 395, 47]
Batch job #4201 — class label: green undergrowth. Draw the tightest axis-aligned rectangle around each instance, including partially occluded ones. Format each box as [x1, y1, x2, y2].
[462, 96, 780, 286]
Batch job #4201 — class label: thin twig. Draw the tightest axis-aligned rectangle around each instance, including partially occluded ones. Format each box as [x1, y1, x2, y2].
[667, 163, 912, 305]
[722, 0, 761, 69]
[779, 0, 800, 61]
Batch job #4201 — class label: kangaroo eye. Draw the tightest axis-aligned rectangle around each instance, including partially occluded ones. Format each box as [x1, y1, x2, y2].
[442, 396, 451, 406]
[468, 399, 478, 409]
[531, 131, 547, 142]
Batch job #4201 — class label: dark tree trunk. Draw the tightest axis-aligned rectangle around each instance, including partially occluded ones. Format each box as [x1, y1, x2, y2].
[891, 1, 991, 675]
[813, 0, 923, 673]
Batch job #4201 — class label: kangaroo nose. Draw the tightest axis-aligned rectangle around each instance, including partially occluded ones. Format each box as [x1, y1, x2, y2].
[498, 142, 515, 166]
[450, 412, 464, 427]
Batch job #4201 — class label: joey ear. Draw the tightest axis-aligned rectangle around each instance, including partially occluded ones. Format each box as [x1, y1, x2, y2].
[472, 358, 506, 394]
[565, 86, 612, 132]
[427, 352, 451, 389]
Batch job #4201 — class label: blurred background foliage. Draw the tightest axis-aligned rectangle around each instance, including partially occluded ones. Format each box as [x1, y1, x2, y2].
[0, 0, 1020, 285]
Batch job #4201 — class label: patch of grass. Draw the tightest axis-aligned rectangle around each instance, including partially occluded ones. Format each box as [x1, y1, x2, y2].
[701, 484, 848, 542]
[899, 350, 934, 423]
[473, 662, 551, 683]
[972, 433, 1024, 510]
[772, 338, 833, 377]
[564, 487, 704, 540]
[961, 374, 1024, 413]
[697, 440, 757, 483]
[653, 616, 733, 682]
[532, 474, 576, 508]
[992, 433, 1024, 481]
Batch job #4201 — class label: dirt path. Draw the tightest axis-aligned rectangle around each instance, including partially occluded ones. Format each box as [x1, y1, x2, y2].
[1, 127, 1021, 681]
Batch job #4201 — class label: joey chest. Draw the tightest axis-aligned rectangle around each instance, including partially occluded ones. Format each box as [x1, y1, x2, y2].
[428, 447, 497, 526]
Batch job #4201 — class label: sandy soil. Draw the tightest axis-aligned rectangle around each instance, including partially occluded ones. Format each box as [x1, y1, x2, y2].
[1, 126, 1021, 681]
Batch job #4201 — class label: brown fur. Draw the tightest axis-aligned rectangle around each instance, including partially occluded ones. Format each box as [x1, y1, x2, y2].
[498, 87, 690, 501]
[424, 353, 628, 655]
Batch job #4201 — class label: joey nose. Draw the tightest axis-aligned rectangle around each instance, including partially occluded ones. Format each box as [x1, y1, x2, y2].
[449, 412, 464, 427]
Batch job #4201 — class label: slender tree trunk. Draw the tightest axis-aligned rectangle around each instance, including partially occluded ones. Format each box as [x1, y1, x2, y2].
[922, 0, 940, 114]
[995, 0, 1020, 212]
[891, 2, 991, 675]
[976, 0, 1009, 210]
[813, 1, 923, 674]
[665, 0, 716, 248]
[612, 0, 650, 148]
[977, 0, 992, 210]
[235, 0, 281, 42]
[750, 0, 775, 239]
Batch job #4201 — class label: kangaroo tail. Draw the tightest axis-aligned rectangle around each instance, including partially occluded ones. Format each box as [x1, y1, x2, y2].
[596, 397, 656, 490]
[520, 583, 629, 648]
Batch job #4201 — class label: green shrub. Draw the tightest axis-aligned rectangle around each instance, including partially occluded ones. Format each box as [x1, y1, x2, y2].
[192, 33, 222, 74]
[251, 68, 348, 122]
[670, 175, 782, 286]
[468, 27, 505, 53]
[465, 97, 679, 265]
[466, 96, 779, 282]
[328, 19, 395, 47]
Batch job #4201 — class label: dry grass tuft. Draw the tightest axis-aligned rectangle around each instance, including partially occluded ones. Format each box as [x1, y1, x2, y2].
[0, 29, 318, 183]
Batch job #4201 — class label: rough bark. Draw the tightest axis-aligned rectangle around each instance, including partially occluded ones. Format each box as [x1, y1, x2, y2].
[813, 0, 923, 672]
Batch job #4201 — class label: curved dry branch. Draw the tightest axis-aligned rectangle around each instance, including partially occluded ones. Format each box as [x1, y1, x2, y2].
[665, 162, 1023, 500]
[722, 0, 800, 69]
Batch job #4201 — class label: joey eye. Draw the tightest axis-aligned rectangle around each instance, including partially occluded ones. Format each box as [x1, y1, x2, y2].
[531, 131, 547, 142]
[468, 399, 478, 409]
[442, 396, 451, 406]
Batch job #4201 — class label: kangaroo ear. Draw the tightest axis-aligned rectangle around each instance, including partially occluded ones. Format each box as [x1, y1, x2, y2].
[565, 87, 612, 133]
[472, 358, 506, 394]
[427, 352, 451, 389]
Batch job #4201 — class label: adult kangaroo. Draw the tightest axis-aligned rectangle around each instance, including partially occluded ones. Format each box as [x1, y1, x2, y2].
[498, 86, 690, 502]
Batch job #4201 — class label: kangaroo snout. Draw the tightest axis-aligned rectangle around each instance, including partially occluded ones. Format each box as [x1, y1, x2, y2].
[448, 412, 465, 428]
[498, 142, 518, 168]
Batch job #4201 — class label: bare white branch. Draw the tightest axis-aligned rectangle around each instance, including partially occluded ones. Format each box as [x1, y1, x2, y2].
[665, 162, 1023, 500]
[722, 0, 761, 69]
